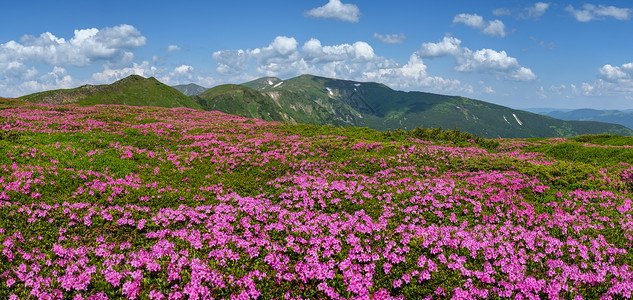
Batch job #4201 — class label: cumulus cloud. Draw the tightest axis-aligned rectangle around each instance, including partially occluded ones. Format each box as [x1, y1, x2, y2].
[302, 38, 376, 63]
[362, 54, 466, 92]
[211, 36, 469, 93]
[521, 2, 550, 19]
[575, 61, 633, 97]
[0, 24, 146, 67]
[599, 64, 631, 81]
[174, 64, 194, 74]
[453, 13, 507, 37]
[167, 45, 182, 52]
[566, 4, 631, 22]
[417, 36, 536, 82]
[456, 48, 536, 81]
[304, 0, 360, 23]
[417, 36, 462, 58]
[373, 33, 407, 44]
[453, 13, 485, 28]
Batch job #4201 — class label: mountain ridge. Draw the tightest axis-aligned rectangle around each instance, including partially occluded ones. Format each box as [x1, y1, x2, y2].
[536, 108, 633, 131]
[20, 75, 202, 109]
[236, 74, 633, 138]
[17, 74, 633, 138]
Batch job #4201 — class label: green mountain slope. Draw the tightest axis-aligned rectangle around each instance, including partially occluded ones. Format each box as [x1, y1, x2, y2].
[240, 74, 633, 138]
[21, 75, 202, 109]
[192, 84, 345, 125]
[17, 74, 633, 138]
[172, 83, 208, 96]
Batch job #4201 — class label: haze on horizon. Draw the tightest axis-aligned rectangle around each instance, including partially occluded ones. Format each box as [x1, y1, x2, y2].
[1, 0, 632, 110]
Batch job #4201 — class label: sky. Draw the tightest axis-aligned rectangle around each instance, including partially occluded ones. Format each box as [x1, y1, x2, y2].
[1, 0, 633, 110]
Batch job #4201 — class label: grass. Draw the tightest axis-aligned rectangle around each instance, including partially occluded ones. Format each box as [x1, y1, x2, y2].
[1, 99, 633, 299]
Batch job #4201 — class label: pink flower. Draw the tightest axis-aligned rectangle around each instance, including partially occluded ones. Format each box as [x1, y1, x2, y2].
[149, 290, 166, 300]
[393, 278, 402, 288]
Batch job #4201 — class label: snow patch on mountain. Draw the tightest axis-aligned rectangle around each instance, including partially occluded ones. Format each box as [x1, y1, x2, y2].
[513, 113, 523, 126]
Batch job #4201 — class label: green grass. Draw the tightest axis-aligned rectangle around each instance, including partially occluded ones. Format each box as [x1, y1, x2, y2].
[20, 75, 202, 110]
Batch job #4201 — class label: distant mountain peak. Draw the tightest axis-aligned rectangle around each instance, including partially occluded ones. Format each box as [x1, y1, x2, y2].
[172, 83, 208, 96]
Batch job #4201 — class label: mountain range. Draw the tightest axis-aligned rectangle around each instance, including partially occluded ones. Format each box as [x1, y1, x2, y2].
[17, 74, 633, 138]
[525, 108, 633, 131]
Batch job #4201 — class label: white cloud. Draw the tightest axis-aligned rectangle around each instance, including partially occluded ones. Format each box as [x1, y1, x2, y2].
[304, 0, 360, 23]
[522, 2, 550, 19]
[599, 63, 632, 81]
[482, 20, 507, 37]
[566, 4, 631, 22]
[91, 61, 157, 84]
[373, 33, 407, 44]
[167, 45, 182, 52]
[417, 36, 462, 58]
[362, 54, 467, 93]
[211, 36, 468, 94]
[493, 8, 512, 16]
[575, 62, 633, 98]
[0, 61, 38, 81]
[4, 67, 75, 97]
[453, 13, 507, 37]
[417, 36, 535, 82]
[174, 64, 194, 74]
[0, 24, 146, 67]
[453, 13, 485, 28]
[456, 48, 536, 81]
[302, 38, 376, 63]
[212, 49, 250, 75]
[479, 81, 496, 94]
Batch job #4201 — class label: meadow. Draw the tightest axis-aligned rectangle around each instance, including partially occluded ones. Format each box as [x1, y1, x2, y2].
[1, 98, 633, 299]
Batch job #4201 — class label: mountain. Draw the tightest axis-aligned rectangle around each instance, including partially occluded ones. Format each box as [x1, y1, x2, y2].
[172, 83, 208, 96]
[538, 109, 633, 131]
[20, 75, 202, 109]
[17, 74, 633, 138]
[235, 74, 632, 138]
[193, 83, 349, 125]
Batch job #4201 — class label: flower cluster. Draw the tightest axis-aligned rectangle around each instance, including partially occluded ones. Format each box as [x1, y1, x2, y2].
[0, 99, 632, 299]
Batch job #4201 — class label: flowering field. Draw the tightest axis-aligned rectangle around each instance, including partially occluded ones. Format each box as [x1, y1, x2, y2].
[1, 98, 633, 299]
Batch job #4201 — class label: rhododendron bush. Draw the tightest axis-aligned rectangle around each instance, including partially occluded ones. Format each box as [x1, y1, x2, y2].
[1, 98, 633, 299]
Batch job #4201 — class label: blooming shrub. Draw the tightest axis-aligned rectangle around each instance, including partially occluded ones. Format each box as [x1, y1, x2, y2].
[1, 98, 633, 299]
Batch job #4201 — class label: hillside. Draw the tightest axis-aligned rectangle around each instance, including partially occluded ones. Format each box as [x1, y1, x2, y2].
[20, 75, 202, 109]
[17, 74, 633, 138]
[2, 98, 633, 298]
[172, 83, 208, 96]
[239, 74, 633, 138]
[541, 108, 633, 131]
[193, 83, 348, 126]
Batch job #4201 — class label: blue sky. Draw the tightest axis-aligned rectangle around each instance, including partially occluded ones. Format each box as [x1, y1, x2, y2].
[1, 1, 632, 109]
